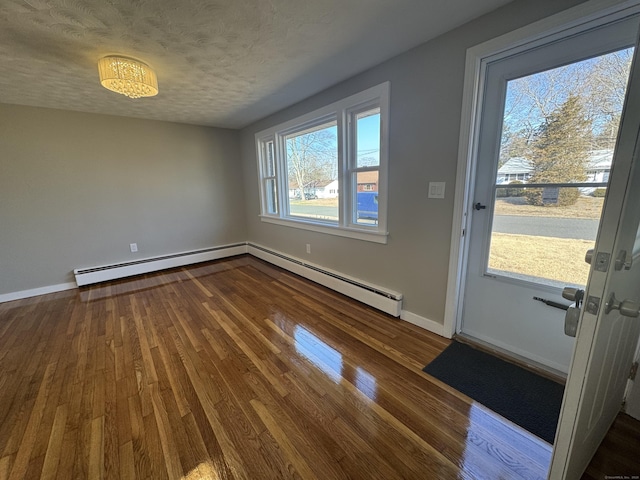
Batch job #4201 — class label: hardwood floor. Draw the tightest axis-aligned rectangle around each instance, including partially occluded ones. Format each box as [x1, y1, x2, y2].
[0, 255, 638, 479]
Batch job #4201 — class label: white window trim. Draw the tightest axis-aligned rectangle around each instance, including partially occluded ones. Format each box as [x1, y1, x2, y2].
[255, 82, 390, 244]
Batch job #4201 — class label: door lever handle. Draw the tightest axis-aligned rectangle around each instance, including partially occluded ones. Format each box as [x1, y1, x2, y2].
[474, 202, 486, 211]
[605, 292, 640, 317]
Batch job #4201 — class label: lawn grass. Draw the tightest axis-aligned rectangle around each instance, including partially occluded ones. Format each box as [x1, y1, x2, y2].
[489, 233, 593, 286]
[290, 198, 339, 207]
[495, 195, 604, 219]
[293, 195, 604, 218]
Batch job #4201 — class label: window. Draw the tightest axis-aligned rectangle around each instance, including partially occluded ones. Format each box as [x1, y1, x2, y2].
[260, 140, 277, 214]
[255, 83, 389, 243]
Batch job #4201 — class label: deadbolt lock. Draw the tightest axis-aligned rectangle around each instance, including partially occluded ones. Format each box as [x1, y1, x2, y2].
[585, 249, 594, 265]
[584, 249, 611, 271]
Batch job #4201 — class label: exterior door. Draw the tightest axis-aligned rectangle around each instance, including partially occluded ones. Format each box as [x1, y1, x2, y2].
[550, 26, 640, 477]
[460, 16, 639, 374]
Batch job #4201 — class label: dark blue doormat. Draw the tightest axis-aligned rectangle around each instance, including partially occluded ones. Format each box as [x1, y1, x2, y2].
[423, 341, 564, 444]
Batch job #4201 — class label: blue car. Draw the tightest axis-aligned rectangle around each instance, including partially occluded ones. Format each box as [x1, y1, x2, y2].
[356, 191, 379, 221]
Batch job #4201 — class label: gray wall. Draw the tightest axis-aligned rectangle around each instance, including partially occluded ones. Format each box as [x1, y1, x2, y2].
[239, 0, 585, 324]
[0, 104, 245, 294]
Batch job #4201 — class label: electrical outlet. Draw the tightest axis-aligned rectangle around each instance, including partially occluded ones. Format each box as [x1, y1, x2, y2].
[130, 243, 138, 253]
[306, 244, 311, 254]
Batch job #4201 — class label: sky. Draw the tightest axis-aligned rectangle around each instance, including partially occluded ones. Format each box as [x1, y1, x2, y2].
[356, 110, 381, 167]
[502, 47, 633, 140]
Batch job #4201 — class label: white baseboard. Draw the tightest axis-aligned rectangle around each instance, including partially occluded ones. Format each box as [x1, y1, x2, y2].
[3, 244, 438, 335]
[74, 243, 248, 287]
[248, 243, 403, 317]
[400, 310, 446, 337]
[0, 282, 78, 304]
[1, 244, 250, 303]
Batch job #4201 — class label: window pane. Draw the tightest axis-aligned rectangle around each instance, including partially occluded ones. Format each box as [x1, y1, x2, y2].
[356, 108, 380, 168]
[265, 178, 277, 214]
[497, 48, 632, 186]
[355, 171, 379, 225]
[286, 121, 338, 222]
[264, 141, 275, 177]
[488, 185, 605, 287]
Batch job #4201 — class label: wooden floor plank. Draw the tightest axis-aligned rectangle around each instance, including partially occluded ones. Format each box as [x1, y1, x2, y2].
[0, 256, 638, 479]
[39, 404, 67, 480]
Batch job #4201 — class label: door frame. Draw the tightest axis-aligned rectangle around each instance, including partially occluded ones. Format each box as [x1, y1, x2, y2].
[444, 0, 640, 339]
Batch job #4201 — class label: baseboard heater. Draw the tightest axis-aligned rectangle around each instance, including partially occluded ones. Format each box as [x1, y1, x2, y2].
[247, 243, 403, 317]
[73, 242, 402, 317]
[73, 243, 248, 287]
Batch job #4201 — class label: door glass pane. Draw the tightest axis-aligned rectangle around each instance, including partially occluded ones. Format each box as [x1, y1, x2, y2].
[489, 47, 633, 287]
[489, 185, 605, 287]
[286, 121, 339, 222]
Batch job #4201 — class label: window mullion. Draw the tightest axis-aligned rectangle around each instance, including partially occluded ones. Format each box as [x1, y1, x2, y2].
[275, 134, 289, 218]
[338, 111, 349, 227]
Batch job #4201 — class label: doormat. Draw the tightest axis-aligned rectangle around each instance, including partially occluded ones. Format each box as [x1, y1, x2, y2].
[423, 341, 564, 444]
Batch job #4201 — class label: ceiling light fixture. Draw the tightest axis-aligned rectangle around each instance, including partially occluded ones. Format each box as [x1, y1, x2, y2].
[97, 56, 158, 98]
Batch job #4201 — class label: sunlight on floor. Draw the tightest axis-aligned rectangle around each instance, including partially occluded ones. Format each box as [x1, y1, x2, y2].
[460, 404, 552, 479]
[182, 461, 220, 480]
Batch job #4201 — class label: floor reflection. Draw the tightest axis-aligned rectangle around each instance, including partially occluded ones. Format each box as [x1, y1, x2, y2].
[459, 404, 551, 480]
[290, 325, 378, 401]
[181, 461, 220, 480]
[354, 366, 377, 400]
[293, 325, 343, 383]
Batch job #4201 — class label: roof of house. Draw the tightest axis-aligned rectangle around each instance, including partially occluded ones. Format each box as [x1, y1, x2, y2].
[498, 157, 533, 174]
[356, 171, 379, 184]
[588, 149, 614, 170]
[498, 149, 613, 174]
[318, 179, 339, 188]
[289, 179, 338, 189]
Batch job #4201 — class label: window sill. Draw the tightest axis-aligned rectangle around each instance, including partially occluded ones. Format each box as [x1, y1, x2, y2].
[259, 216, 388, 244]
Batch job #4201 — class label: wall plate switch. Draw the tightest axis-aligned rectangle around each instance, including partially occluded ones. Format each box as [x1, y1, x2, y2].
[130, 243, 138, 253]
[306, 244, 311, 254]
[428, 182, 446, 199]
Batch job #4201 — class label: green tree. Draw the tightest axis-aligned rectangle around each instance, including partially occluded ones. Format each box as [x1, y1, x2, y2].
[525, 94, 593, 206]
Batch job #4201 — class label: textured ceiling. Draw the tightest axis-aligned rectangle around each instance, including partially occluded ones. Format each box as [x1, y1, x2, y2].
[0, 0, 512, 128]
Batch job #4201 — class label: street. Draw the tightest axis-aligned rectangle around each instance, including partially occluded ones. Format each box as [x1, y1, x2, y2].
[492, 215, 599, 240]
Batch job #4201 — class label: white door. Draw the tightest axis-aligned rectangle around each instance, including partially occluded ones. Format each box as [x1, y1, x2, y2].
[550, 26, 640, 477]
[460, 16, 639, 374]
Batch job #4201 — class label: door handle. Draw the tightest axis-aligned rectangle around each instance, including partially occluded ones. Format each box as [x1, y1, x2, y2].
[563, 287, 585, 337]
[604, 292, 640, 317]
[474, 202, 486, 211]
[562, 287, 584, 307]
[585, 249, 594, 265]
[564, 306, 581, 337]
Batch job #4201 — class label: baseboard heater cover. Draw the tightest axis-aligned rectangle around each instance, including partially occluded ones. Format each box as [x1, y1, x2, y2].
[73, 242, 402, 317]
[74, 243, 248, 286]
[247, 243, 403, 317]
